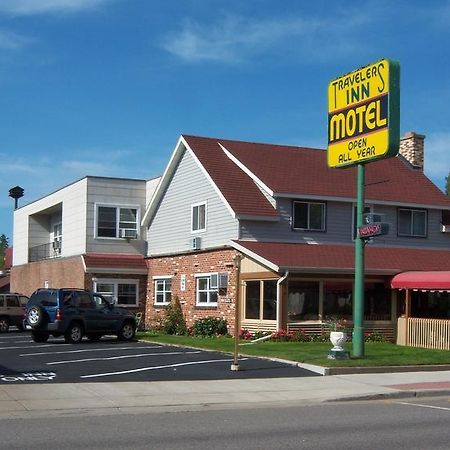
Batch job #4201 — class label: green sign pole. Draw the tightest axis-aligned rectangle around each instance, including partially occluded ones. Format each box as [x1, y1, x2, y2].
[353, 163, 365, 357]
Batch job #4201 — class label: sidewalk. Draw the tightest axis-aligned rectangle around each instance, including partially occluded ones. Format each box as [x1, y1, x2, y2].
[1, 369, 450, 418]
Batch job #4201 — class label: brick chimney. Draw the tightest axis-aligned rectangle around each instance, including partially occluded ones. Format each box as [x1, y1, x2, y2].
[399, 131, 425, 170]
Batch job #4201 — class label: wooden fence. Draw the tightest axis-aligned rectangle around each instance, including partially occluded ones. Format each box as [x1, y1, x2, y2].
[407, 318, 450, 350]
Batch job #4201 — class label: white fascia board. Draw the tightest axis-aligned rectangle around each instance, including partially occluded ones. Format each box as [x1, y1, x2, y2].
[185, 139, 237, 220]
[229, 240, 280, 273]
[236, 214, 280, 222]
[219, 143, 274, 197]
[275, 192, 450, 210]
[141, 136, 185, 227]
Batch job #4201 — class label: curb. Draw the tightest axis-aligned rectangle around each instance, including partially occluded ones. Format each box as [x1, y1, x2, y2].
[328, 388, 450, 403]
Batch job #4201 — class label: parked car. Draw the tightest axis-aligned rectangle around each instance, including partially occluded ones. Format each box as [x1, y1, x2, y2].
[0, 292, 29, 332]
[25, 288, 136, 343]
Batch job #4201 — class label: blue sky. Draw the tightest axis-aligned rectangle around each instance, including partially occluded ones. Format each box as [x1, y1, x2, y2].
[1, 0, 449, 241]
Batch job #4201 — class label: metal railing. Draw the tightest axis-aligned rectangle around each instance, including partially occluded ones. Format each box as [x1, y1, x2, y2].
[29, 243, 61, 262]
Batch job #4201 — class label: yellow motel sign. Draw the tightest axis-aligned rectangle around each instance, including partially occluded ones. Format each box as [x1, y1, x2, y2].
[327, 58, 400, 168]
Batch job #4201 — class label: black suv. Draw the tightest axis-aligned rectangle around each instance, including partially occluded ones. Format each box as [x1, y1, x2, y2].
[26, 288, 137, 343]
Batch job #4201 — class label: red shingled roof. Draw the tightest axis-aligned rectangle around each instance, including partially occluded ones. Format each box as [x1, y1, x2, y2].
[232, 240, 450, 274]
[83, 253, 147, 273]
[183, 135, 450, 208]
[183, 135, 278, 219]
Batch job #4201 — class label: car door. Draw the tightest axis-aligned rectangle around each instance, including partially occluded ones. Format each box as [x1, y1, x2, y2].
[93, 294, 121, 332]
[75, 292, 99, 332]
[6, 295, 23, 326]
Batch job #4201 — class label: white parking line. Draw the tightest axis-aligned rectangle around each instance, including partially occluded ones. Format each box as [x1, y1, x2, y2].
[47, 350, 202, 365]
[81, 358, 244, 378]
[20, 345, 162, 357]
[396, 401, 450, 412]
[0, 344, 71, 351]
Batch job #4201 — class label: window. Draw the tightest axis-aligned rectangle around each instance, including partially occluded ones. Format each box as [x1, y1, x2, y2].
[398, 208, 427, 237]
[77, 292, 95, 309]
[94, 279, 139, 307]
[97, 205, 138, 238]
[53, 223, 62, 256]
[191, 202, 206, 232]
[154, 277, 172, 305]
[287, 281, 320, 321]
[196, 274, 218, 306]
[244, 280, 277, 321]
[292, 201, 325, 231]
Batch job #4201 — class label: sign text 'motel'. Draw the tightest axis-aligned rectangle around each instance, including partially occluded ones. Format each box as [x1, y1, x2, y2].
[327, 58, 400, 168]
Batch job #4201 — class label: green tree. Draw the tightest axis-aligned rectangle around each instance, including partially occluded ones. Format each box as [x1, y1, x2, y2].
[445, 172, 450, 197]
[0, 235, 9, 269]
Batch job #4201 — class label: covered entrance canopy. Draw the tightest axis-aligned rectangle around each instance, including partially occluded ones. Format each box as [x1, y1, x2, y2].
[391, 271, 450, 291]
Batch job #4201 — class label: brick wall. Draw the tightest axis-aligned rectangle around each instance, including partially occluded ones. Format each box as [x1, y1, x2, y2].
[399, 131, 425, 170]
[146, 248, 240, 333]
[10, 256, 86, 296]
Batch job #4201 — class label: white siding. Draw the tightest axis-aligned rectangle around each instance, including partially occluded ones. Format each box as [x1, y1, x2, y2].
[13, 178, 88, 266]
[86, 178, 147, 255]
[147, 149, 238, 255]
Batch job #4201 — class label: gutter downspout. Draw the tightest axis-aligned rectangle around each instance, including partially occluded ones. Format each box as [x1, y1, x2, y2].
[276, 271, 289, 331]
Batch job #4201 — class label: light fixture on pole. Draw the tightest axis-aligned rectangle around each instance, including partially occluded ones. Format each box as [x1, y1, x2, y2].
[231, 253, 243, 371]
[9, 186, 24, 210]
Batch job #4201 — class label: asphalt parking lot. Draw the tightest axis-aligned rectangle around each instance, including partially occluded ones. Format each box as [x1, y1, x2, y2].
[0, 331, 318, 384]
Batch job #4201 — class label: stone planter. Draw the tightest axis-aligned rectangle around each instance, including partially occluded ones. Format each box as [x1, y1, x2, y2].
[328, 331, 350, 360]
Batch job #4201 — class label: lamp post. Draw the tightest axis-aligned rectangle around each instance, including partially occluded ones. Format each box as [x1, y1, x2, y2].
[231, 253, 243, 371]
[9, 186, 24, 209]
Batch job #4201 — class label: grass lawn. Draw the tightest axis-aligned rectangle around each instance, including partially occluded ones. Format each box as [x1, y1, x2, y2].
[137, 331, 450, 367]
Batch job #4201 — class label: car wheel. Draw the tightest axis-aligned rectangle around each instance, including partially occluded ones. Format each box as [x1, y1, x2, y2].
[0, 317, 9, 333]
[87, 333, 102, 342]
[118, 321, 136, 341]
[27, 306, 45, 328]
[31, 330, 49, 343]
[64, 323, 84, 344]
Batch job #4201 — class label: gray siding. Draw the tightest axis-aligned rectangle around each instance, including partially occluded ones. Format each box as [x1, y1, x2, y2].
[86, 178, 147, 255]
[147, 148, 239, 255]
[240, 199, 354, 244]
[240, 198, 450, 250]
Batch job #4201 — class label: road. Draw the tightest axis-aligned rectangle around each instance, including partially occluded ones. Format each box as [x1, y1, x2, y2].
[0, 331, 316, 383]
[1, 396, 449, 449]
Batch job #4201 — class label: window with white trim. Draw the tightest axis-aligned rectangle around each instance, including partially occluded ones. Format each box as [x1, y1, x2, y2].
[191, 202, 206, 232]
[154, 277, 172, 305]
[97, 205, 139, 238]
[398, 208, 427, 237]
[292, 201, 325, 231]
[196, 274, 218, 306]
[94, 279, 139, 307]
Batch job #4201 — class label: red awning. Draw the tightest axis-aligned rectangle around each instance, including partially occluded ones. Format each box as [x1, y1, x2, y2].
[391, 271, 450, 291]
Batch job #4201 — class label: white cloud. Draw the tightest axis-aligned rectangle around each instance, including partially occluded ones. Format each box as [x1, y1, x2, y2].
[0, 0, 111, 16]
[0, 28, 32, 50]
[424, 132, 450, 191]
[161, 13, 370, 64]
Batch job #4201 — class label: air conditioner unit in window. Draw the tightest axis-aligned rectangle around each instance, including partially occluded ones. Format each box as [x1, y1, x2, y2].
[441, 224, 450, 233]
[218, 273, 228, 289]
[191, 236, 201, 250]
[120, 228, 138, 239]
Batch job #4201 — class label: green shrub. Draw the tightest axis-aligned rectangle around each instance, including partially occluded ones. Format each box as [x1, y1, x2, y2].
[193, 316, 228, 337]
[163, 297, 187, 335]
